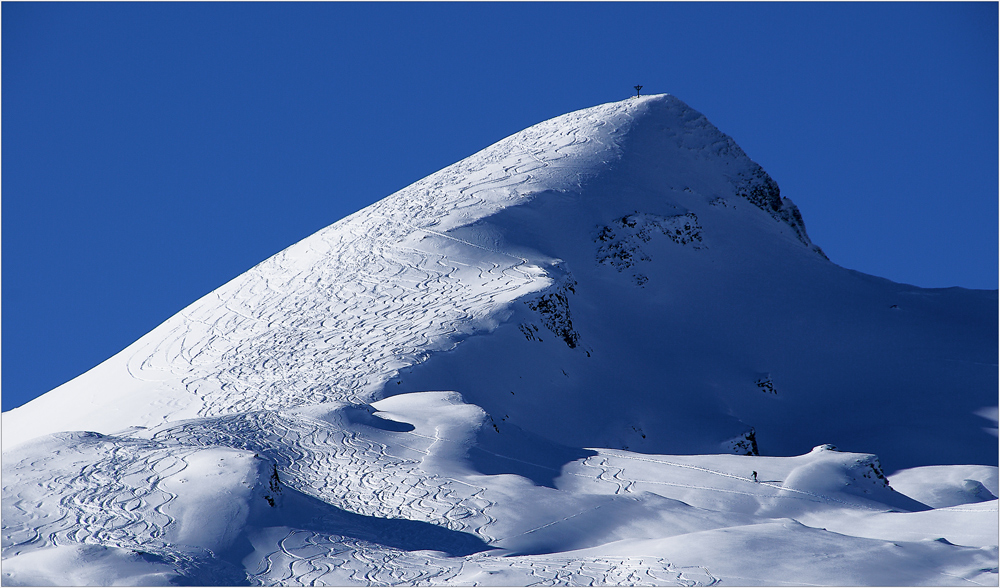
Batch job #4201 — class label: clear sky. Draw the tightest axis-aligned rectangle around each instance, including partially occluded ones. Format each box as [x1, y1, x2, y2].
[3, 2, 996, 411]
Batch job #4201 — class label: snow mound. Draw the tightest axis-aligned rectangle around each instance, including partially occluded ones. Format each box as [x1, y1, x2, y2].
[888, 465, 999, 508]
[4, 392, 996, 585]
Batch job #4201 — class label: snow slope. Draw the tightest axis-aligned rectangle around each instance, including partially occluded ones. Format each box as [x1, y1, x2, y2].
[3, 95, 997, 585]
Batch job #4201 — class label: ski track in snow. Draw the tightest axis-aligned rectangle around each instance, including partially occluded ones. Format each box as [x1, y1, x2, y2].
[154, 411, 501, 541]
[252, 546, 719, 587]
[119, 103, 633, 423]
[2, 406, 735, 586]
[2, 435, 193, 561]
[573, 450, 887, 511]
[4, 403, 909, 586]
[151, 411, 715, 586]
[11, 400, 996, 587]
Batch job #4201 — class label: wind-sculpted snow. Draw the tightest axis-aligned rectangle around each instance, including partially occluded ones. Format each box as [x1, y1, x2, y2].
[4, 393, 996, 585]
[3, 95, 997, 585]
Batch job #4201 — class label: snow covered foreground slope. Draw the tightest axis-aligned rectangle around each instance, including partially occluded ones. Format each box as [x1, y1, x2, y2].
[3, 95, 997, 585]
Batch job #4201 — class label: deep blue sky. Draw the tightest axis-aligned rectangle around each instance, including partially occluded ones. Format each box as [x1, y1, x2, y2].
[3, 2, 996, 411]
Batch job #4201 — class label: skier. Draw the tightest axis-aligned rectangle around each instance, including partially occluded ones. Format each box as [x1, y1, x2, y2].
[752, 471, 758, 482]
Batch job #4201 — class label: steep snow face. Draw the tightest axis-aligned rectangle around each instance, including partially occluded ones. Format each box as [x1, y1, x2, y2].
[0, 98, 635, 446]
[2, 95, 996, 586]
[386, 98, 996, 470]
[1, 94, 822, 448]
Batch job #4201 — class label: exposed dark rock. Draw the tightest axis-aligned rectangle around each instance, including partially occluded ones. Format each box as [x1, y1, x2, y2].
[525, 279, 580, 349]
[756, 376, 777, 395]
[594, 211, 704, 280]
[519, 323, 541, 342]
[726, 428, 760, 456]
[734, 165, 823, 255]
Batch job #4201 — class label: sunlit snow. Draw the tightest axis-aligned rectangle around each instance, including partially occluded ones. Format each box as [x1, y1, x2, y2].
[2, 95, 996, 586]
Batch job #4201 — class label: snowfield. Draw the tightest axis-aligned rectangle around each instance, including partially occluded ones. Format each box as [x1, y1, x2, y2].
[3, 94, 997, 586]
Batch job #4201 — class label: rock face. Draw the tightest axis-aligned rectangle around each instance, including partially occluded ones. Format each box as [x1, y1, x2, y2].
[2, 95, 996, 586]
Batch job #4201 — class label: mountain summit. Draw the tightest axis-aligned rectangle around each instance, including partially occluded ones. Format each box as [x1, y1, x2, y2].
[3, 95, 996, 586]
[5, 94, 992, 466]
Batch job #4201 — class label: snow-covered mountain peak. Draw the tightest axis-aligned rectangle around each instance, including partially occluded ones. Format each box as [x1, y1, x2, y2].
[3, 94, 995, 586]
[363, 93, 814, 248]
[3, 93, 828, 448]
[5, 93, 993, 468]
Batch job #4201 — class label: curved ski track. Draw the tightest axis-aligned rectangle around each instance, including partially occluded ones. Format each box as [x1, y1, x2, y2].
[1, 433, 204, 565]
[5, 399, 907, 586]
[2, 404, 740, 585]
[120, 101, 636, 421]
